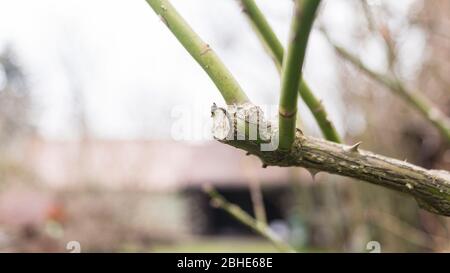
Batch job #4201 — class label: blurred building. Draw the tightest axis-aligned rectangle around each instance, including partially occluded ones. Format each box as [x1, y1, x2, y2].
[0, 137, 300, 251]
[20, 138, 302, 191]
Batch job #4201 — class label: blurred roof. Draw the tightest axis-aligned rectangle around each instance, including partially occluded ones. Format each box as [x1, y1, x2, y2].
[21, 138, 304, 192]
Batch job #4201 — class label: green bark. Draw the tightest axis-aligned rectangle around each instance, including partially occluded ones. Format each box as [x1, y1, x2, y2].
[279, 0, 322, 150]
[145, 0, 249, 105]
[240, 0, 341, 143]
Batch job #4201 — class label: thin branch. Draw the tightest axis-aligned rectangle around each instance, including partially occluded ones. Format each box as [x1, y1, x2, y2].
[239, 0, 283, 71]
[244, 156, 268, 224]
[239, 0, 341, 143]
[321, 28, 450, 143]
[360, 1, 398, 74]
[211, 104, 450, 216]
[249, 178, 267, 225]
[368, 210, 449, 250]
[299, 81, 341, 143]
[360, 0, 376, 33]
[145, 0, 249, 105]
[279, 0, 322, 150]
[203, 185, 295, 253]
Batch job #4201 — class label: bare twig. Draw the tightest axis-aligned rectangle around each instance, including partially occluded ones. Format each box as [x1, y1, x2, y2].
[243, 156, 268, 224]
[321, 27, 450, 143]
[368, 210, 450, 250]
[249, 178, 267, 224]
[360, 1, 397, 71]
[203, 185, 295, 253]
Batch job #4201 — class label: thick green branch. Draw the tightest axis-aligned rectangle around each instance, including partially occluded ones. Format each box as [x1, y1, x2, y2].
[299, 81, 341, 143]
[212, 104, 450, 216]
[145, 0, 249, 104]
[239, 0, 284, 71]
[239, 0, 341, 143]
[203, 185, 295, 253]
[322, 29, 450, 143]
[279, 0, 322, 150]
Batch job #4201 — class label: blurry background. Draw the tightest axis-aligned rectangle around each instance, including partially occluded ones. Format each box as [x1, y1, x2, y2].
[0, 0, 449, 252]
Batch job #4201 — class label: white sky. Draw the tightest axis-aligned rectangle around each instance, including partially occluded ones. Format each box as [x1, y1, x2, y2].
[0, 0, 422, 140]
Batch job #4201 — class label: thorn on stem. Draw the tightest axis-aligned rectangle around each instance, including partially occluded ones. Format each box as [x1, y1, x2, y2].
[306, 168, 320, 182]
[159, 15, 169, 27]
[344, 141, 362, 153]
[200, 44, 211, 56]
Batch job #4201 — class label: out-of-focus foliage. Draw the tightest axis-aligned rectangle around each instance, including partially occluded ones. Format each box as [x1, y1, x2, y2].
[0, 47, 32, 146]
[312, 0, 450, 252]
